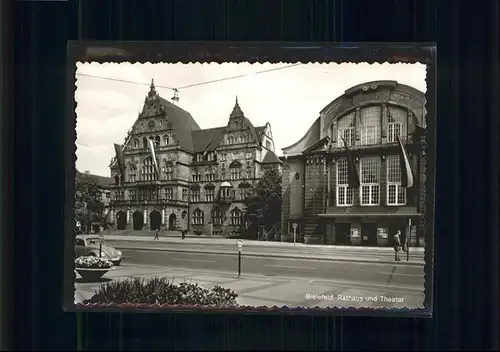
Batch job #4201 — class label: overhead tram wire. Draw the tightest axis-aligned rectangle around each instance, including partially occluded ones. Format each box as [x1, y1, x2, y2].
[75, 63, 304, 100]
[75, 63, 304, 152]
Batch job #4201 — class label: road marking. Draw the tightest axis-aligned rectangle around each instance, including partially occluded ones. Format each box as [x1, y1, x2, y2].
[170, 258, 217, 263]
[381, 271, 425, 277]
[264, 264, 316, 270]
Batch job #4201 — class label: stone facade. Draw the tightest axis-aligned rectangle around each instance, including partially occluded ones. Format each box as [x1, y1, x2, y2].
[281, 80, 428, 247]
[107, 81, 281, 237]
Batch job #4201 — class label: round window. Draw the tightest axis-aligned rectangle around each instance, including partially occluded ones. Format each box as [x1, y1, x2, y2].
[295, 172, 300, 180]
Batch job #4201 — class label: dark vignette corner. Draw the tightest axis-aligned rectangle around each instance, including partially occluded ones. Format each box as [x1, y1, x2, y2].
[63, 41, 436, 318]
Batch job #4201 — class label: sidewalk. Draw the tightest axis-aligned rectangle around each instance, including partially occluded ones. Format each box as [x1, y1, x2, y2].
[102, 235, 425, 266]
[75, 263, 425, 309]
[102, 234, 425, 253]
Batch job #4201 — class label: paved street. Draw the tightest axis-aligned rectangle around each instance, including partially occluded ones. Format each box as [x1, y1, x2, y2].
[123, 249, 424, 288]
[75, 247, 425, 310]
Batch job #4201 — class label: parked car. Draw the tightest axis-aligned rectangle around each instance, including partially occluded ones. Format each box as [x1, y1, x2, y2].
[75, 234, 123, 266]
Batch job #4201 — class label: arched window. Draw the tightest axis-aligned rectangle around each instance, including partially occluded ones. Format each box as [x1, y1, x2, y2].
[154, 135, 161, 147]
[192, 209, 204, 225]
[142, 137, 148, 149]
[163, 134, 169, 146]
[387, 106, 408, 142]
[114, 175, 120, 185]
[133, 139, 139, 149]
[230, 208, 242, 225]
[360, 106, 382, 145]
[141, 157, 158, 181]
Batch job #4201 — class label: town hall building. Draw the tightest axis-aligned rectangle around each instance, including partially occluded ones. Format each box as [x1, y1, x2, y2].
[107, 80, 281, 237]
[280, 80, 427, 247]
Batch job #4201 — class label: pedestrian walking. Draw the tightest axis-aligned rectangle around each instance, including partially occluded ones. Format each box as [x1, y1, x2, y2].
[154, 228, 160, 240]
[394, 230, 402, 261]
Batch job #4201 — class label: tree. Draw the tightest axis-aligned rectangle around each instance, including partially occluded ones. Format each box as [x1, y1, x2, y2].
[75, 172, 105, 233]
[244, 166, 282, 238]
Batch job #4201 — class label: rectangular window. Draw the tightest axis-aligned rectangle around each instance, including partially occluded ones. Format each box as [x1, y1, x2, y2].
[239, 189, 247, 200]
[336, 158, 354, 206]
[165, 163, 174, 180]
[336, 112, 355, 147]
[192, 172, 202, 182]
[360, 156, 381, 206]
[387, 107, 408, 142]
[212, 211, 224, 225]
[128, 172, 136, 182]
[386, 155, 406, 205]
[230, 169, 240, 180]
[182, 188, 188, 201]
[360, 106, 382, 145]
[165, 188, 173, 200]
[191, 189, 200, 202]
[206, 172, 215, 182]
[205, 188, 214, 202]
[129, 190, 136, 201]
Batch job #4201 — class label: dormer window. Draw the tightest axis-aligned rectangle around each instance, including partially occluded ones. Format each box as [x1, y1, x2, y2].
[133, 139, 139, 149]
[197, 154, 203, 162]
[163, 134, 169, 146]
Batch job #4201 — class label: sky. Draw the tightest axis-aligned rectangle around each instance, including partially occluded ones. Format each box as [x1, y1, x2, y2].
[75, 62, 426, 177]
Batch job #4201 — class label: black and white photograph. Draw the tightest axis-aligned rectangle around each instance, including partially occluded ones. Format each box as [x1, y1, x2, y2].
[67, 46, 434, 314]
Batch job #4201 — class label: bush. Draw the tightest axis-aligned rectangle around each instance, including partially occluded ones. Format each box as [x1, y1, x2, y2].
[75, 256, 113, 269]
[84, 277, 238, 307]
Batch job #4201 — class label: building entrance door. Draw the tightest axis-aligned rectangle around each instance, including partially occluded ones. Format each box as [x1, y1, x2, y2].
[132, 211, 143, 230]
[168, 213, 177, 230]
[116, 211, 127, 230]
[150, 211, 161, 231]
[361, 222, 378, 246]
[335, 222, 351, 245]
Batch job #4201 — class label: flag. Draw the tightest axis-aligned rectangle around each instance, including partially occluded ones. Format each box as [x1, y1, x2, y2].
[340, 136, 360, 188]
[147, 138, 160, 177]
[113, 143, 125, 177]
[396, 134, 415, 188]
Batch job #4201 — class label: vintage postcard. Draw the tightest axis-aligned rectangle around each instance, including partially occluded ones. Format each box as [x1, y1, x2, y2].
[64, 43, 435, 316]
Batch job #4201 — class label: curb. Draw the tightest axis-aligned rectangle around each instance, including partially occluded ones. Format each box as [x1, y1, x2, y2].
[118, 246, 425, 266]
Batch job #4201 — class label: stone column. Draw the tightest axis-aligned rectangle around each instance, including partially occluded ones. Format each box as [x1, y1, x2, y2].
[126, 209, 130, 224]
[110, 208, 114, 223]
[162, 208, 166, 225]
[143, 209, 147, 225]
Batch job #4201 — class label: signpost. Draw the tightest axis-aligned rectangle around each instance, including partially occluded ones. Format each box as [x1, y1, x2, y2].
[292, 223, 298, 246]
[237, 240, 243, 277]
[406, 218, 411, 261]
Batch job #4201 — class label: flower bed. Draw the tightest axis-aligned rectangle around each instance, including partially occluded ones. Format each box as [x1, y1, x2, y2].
[83, 277, 238, 307]
[75, 256, 113, 269]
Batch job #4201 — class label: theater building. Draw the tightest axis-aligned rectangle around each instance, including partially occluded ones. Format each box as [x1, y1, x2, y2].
[281, 80, 427, 247]
[107, 80, 281, 236]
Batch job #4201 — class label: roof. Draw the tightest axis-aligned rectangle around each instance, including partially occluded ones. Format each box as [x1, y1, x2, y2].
[76, 170, 112, 188]
[191, 126, 225, 152]
[261, 151, 282, 164]
[157, 96, 201, 151]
